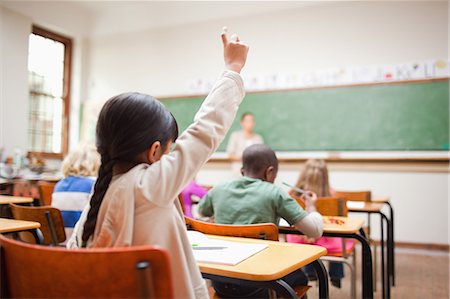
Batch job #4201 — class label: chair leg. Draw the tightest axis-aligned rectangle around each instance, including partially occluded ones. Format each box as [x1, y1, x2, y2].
[340, 259, 357, 299]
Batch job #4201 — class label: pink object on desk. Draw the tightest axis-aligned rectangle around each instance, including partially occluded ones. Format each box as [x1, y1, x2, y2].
[181, 181, 208, 218]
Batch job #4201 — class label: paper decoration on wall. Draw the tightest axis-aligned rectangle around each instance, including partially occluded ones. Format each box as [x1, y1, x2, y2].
[188, 59, 449, 93]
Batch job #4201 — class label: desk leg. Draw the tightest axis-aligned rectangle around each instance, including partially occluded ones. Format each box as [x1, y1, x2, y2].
[31, 228, 44, 245]
[270, 279, 299, 299]
[380, 212, 391, 299]
[385, 201, 395, 286]
[357, 229, 374, 299]
[322, 230, 374, 299]
[311, 259, 329, 299]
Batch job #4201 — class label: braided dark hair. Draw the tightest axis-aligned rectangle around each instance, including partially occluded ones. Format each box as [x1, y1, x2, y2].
[82, 92, 178, 245]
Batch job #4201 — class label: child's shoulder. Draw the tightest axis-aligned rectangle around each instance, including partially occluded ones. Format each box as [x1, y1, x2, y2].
[54, 176, 95, 193]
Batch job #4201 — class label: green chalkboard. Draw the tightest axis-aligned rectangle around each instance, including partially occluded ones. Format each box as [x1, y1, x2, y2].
[161, 80, 449, 151]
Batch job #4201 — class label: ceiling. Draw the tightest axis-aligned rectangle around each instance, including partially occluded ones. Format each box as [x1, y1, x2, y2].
[0, 1, 324, 37]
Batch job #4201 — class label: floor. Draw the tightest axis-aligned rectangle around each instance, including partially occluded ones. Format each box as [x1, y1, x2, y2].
[307, 247, 450, 299]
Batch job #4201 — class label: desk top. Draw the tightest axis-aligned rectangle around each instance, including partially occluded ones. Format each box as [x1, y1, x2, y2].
[371, 196, 390, 203]
[0, 218, 40, 233]
[198, 235, 327, 281]
[347, 201, 384, 212]
[0, 195, 34, 205]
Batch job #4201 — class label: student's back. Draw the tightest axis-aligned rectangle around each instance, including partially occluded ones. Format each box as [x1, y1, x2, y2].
[52, 145, 99, 237]
[199, 176, 305, 226]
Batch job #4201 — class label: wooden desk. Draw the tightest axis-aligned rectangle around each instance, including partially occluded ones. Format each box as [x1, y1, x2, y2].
[279, 216, 374, 299]
[322, 216, 365, 234]
[347, 201, 384, 213]
[347, 201, 392, 299]
[0, 218, 43, 244]
[198, 235, 329, 298]
[0, 195, 34, 205]
[371, 196, 390, 203]
[0, 218, 40, 233]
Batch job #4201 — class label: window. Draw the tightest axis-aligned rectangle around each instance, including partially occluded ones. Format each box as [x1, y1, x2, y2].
[28, 26, 72, 158]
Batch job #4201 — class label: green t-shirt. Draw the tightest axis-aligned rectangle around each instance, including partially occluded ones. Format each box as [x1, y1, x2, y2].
[198, 176, 307, 226]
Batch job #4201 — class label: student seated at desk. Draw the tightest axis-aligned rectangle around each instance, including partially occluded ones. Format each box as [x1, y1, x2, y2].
[52, 145, 100, 238]
[198, 144, 323, 298]
[288, 159, 352, 288]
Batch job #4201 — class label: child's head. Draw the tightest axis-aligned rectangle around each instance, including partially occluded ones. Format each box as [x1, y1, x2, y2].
[241, 144, 278, 183]
[82, 92, 179, 244]
[240, 112, 255, 133]
[296, 159, 330, 197]
[61, 144, 100, 177]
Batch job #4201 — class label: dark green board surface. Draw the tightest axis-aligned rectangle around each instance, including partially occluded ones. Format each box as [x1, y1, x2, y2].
[161, 80, 449, 151]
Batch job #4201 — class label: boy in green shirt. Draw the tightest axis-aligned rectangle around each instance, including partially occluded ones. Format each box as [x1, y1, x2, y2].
[198, 144, 323, 298]
[198, 144, 323, 238]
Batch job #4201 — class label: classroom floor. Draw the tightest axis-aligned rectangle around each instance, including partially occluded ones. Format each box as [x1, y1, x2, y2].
[307, 247, 450, 299]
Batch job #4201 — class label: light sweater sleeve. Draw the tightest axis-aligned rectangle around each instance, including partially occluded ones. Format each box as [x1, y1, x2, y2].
[138, 71, 245, 207]
[293, 211, 324, 239]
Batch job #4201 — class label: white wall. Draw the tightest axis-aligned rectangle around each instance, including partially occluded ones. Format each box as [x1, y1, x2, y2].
[0, 4, 91, 157]
[0, 7, 31, 158]
[86, 1, 448, 100]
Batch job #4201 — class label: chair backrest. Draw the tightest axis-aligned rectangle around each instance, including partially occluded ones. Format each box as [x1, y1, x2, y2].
[38, 181, 57, 206]
[185, 216, 279, 241]
[9, 203, 66, 245]
[0, 234, 173, 298]
[335, 190, 371, 202]
[316, 197, 348, 217]
[288, 192, 347, 217]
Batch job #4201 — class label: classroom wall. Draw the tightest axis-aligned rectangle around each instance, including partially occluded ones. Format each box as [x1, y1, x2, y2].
[0, 4, 89, 157]
[85, 1, 448, 100]
[196, 164, 449, 246]
[0, 7, 30, 158]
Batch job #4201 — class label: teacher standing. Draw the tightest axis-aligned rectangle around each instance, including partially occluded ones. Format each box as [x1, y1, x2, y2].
[227, 112, 264, 173]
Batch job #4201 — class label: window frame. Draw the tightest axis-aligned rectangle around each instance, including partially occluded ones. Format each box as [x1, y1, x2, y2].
[28, 25, 72, 159]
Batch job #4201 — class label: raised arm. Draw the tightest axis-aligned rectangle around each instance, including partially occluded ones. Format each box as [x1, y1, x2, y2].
[140, 28, 249, 206]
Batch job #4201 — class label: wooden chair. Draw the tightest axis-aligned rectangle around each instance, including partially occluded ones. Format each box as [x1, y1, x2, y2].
[317, 197, 357, 299]
[289, 193, 357, 299]
[185, 216, 279, 241]
[0, 234, 173, 298]
[334, 190, 371, 202]
[185, 217, 310, 298]
[38, 180, 57, 206]
[9, 203, 65, 245]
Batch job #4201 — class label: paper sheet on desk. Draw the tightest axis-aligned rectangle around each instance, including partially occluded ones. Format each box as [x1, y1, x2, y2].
[187, 231, 268, 265]
[347, 201, 365, 209]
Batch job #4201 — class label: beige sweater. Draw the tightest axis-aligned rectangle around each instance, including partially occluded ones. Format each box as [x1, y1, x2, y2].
[67, 71, 245, 299]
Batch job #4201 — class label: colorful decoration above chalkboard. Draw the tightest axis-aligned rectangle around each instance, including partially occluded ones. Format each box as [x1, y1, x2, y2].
[189, 59, 450, 94]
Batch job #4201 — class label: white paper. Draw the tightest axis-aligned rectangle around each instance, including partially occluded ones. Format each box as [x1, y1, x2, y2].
[187, 231, 268, 265]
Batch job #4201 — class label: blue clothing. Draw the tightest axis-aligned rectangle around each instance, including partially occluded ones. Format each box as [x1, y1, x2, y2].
[52, 176, 95, 228]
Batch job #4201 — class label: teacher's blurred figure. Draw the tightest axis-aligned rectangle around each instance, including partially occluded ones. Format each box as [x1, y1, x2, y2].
[227, 112, 264, 174]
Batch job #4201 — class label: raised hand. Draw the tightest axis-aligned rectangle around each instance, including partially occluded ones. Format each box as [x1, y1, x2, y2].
[221, 27, 249, 73]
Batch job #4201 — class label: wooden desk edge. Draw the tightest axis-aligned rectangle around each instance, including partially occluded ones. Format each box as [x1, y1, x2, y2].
[0, 219, 41, 233]
[199, 235, 327, 281]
